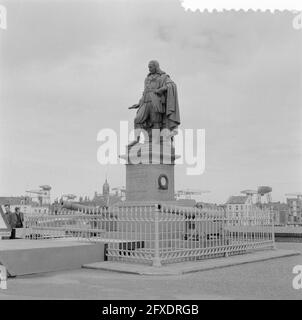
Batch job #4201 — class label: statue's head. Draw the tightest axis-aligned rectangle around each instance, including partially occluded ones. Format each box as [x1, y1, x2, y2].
[148, 60, 163, 74]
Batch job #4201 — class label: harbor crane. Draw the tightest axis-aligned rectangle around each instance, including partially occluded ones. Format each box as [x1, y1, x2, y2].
[176, 189, 210, 200]
[26, 185, 51, 205]
[285, 193, 302, 200]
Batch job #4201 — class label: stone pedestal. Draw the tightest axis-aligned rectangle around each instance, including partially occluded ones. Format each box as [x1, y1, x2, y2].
[126, 163, 174, 201]
[120, 141, 180, 202]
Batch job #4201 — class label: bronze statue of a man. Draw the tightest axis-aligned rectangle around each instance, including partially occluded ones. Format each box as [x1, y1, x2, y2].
[128, 60, 180, 147]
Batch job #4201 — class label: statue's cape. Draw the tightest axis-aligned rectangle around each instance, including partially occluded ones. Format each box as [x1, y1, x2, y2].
[165, 77, 180, 131]
[142, 72, 181, 130]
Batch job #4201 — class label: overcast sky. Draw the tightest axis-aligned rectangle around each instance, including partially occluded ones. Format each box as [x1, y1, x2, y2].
[0, 0, 301, 203]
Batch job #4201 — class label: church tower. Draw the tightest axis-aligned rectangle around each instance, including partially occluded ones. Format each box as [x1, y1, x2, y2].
[102, 178, 110, 196]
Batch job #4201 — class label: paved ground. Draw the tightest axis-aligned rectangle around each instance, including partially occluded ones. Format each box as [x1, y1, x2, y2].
[0, 238, 96, 249]
[1, 242, 302, 300]
[83, 249, 300, 275]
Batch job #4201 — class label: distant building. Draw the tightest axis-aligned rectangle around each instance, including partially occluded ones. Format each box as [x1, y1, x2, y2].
[260, 202, 289, 225]
[0, 195, 52, 216]
[225, 195, 269, 225]
[0, 196, 33, 215]
[29, 205, 50, 215]
[286, 197, 302, 225]
[102, 179, 110, 197]
[195, 201, 224, 210]
[79, 178, 122, 207]
[225, 195, 252, 219]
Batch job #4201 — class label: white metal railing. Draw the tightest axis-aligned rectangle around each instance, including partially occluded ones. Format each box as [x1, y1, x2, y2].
[24, 204, 275, 266]
[24, 209, 118, 240]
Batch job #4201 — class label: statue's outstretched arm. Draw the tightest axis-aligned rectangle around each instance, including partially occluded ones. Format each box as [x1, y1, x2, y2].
[129, 103, 139, 109]
[129, 96, 144, 109]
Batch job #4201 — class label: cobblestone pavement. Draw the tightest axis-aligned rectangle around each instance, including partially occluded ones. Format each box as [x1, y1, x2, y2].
[1, 242, 302, 300]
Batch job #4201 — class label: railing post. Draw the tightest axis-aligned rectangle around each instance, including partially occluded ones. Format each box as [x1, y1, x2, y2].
[152, 205, 162, 267]
[224, 211, 229, 257]
[271, 211, 276, 250]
